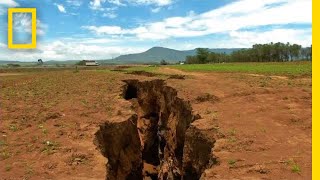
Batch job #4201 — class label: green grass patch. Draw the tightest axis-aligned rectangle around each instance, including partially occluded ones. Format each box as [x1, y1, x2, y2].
[5, 164, 12, 171]
[170, 62, 311, 76]
[228, 159, 237, 166]
[0, 140, 7, 147]
[291, 163, 301, 173]
[41, 141, 60, 155]
[0, 150, 10, 160]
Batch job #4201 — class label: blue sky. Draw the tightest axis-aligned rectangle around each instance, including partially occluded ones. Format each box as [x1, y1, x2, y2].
[0, 0, 312, 61]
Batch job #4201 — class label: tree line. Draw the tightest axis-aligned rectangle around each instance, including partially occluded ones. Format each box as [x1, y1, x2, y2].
[186, 42, 312, 64]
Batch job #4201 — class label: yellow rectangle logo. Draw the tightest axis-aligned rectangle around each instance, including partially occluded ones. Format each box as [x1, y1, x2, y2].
[8, 8, 37, 49]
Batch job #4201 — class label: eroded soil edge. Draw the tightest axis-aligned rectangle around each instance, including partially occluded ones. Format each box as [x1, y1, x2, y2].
[95, 79, 217, 180]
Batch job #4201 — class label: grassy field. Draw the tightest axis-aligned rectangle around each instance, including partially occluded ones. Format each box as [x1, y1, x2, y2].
[0, 62, 312, 77]
[170, 62, 312, 76]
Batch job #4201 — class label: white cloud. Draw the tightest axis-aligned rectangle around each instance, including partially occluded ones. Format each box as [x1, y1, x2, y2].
[102, 12, 117, 18]
[89, 0, 106, 10]
[0, 43, 6, 48]
[127, 0, 173, 6]
[37, 20, 48, 35]
[77, 38, 121, 44]
[84, 0, 311, 41]
[0, 0, 19, 6]
[107, 0, 126, 6]
[157, 27, 312, 50]
[228, 28, 312, 47]
[0, 0, 312, 61]
[13, 13, 48, 35]
[0, 0, 19, 15]
[13, 13, 31, 31]
[90, 0, 172, 8]
[0, 40, 146, 61]
[151, 7, 161, 13]
[83, 26, 123, 35]
[88, 0, 119, 19]
[66, 0, 82, 7]
[54, 3, 67, 13]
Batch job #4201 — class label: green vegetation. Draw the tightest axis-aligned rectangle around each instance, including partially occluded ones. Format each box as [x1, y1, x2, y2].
[0, 140, 7, 147]
[292, 163, 301, 173]
[41, 141, 60, 155]
[171, 62, 311, 76]
[5, 164, 12, 171]
[160, 59, 169, 65]
[73, 66, 79, 73]
[7, 64, 21, 67]
[75, 60, 86, 66]
[25, 164, 34, 175]
[186, 42, 312, 64]
[9, 124, 18, 132]
[1, 150, 10, 160]
[285, 159, 301, 173]
[227, 137, 237, 143]
[229, 128, 237, 136]
[228, 159, 237, 167]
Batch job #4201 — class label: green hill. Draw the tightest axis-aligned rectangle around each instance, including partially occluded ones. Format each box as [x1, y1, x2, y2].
[109, 47, 240, 64]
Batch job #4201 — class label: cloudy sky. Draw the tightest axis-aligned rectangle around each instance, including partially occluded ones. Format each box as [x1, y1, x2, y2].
[0, 0, 312, 61]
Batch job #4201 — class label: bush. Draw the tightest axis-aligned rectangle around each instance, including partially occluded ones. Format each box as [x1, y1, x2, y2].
[75, 61, 86, 66]
[160, 60, 169, 65]
[7, 64, 21, 67]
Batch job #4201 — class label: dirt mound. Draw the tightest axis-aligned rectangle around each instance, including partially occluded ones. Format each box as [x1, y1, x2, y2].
[95, 79, 217, 180]
[168, 75, 186, 80]
[126, 71, 157, 77]
[195, 93, 220, 103]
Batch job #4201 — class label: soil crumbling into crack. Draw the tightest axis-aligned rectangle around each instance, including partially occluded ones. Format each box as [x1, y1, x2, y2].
[95, 79, 217, 180]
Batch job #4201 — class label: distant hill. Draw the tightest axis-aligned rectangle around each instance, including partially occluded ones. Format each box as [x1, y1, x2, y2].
[0, 47, 242, 65]
[0, 60, 20, 65]
[44, 60, 80, 65]
[109, 47, 241, 64]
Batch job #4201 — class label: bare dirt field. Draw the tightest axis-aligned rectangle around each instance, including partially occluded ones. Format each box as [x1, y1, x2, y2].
[0, 66, 311, 180]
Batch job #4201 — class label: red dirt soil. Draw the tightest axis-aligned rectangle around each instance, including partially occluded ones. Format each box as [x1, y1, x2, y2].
[0, 67, 311, 179]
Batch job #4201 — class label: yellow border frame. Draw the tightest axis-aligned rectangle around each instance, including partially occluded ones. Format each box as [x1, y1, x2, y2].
[8, 8, 37, 49]
[313, 0, 317, 179]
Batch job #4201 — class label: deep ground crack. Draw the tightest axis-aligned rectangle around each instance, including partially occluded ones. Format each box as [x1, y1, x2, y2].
[95, 79, 216, 180]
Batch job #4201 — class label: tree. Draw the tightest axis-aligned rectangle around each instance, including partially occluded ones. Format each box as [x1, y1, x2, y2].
[185, 56, 199, 64]
[301, 45, 312, 61]
[38, 59, 43, 65]
[309, 45, 312, 60]
[186, 42, 306, 64]
[289, 44, 302, 60]
[75, 60, 86, 66]
[160, 59, 169, 65]
[207, 52, 218, 63]
[196, 48, 210, 64]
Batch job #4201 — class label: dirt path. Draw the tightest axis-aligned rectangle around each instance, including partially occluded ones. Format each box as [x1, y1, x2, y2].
[158, 67, 206, 77]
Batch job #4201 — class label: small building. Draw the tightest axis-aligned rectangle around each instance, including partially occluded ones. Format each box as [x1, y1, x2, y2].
[83, 60, 99, 66]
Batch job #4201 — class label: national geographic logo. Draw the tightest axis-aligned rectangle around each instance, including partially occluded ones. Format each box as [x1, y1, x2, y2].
[7, 8, 37, 49]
